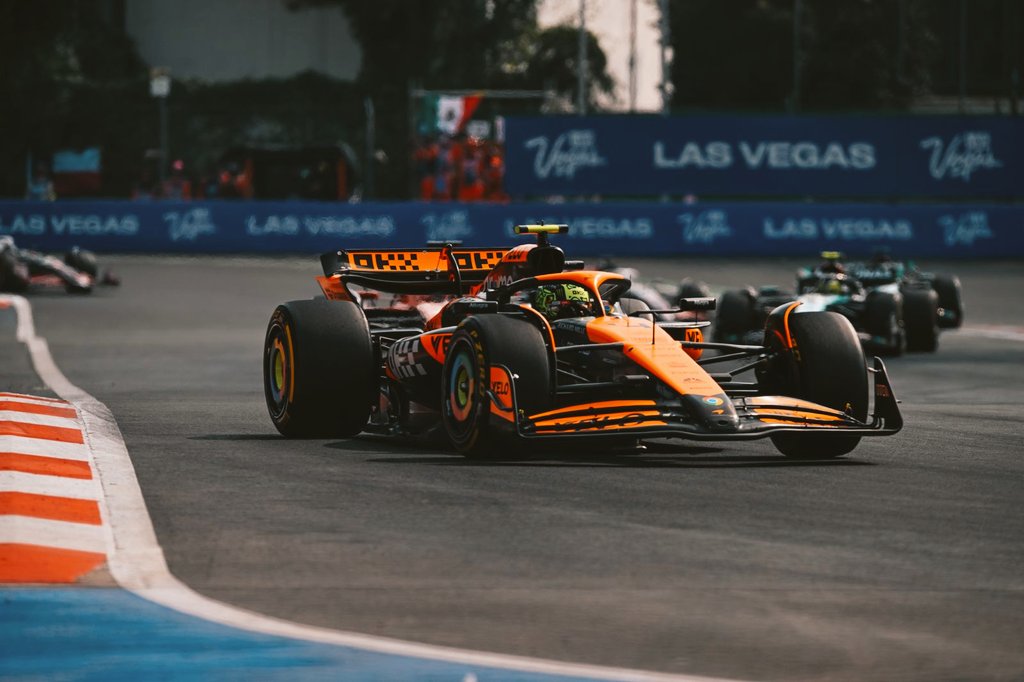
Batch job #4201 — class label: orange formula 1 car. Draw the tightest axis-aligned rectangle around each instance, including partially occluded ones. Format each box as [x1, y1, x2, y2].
[263, 225, 902, 459]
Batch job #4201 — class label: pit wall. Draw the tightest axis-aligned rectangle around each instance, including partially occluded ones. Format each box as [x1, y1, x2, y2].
[0, 200, 1020, 258]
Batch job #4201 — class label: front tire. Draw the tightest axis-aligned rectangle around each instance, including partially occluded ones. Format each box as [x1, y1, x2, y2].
[713, 289, 757, 342]
[0, 248, 29, 292]
[932, 275, 964, 329]
[904, 288, 939, 352]
[442, 315, 550, 459]
[764, 312, 868, 459]
[865, 291, 904, 357]
[263, 299, 376, 438]
[677, 277, 711, 300]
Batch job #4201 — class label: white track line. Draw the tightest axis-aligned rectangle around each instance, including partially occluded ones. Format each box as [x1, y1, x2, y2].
[0, 515, 107, 553]
[0, 471, 99, 499]
[4, 293, 739, 682]
[0, 435, 89, 461]
[958, 324, 1024, 343]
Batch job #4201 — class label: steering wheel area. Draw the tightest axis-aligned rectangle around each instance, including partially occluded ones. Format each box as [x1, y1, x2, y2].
[553, 300, 594, 320]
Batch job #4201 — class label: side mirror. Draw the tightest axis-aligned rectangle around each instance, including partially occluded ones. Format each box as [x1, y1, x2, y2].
[678, 297, 716, 312]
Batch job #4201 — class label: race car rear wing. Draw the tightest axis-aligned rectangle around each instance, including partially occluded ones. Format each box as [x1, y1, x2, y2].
[319, 246, 510, 295]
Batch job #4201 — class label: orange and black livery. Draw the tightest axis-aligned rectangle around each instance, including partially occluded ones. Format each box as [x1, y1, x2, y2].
[263, 225, 902, 459]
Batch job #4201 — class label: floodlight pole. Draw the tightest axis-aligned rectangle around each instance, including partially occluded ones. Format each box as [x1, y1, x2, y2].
[159, 98, 168, 184]
[629, 0, 637, 112]
[150, 67, 171, 184]
[577, 0, 588, 115]
[659, 0, 670, 115]
[364, 97, 375, 199]
[791, 0, 802, 113]
[958, 0, 967, 114]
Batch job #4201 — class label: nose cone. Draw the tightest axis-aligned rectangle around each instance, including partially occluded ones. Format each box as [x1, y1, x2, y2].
[683, 393, 740, 433]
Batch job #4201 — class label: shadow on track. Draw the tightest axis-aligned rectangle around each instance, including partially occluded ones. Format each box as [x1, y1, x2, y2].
[364, 454, 873, 469]
[193, 433, 875, 468]
[341, 438, 876, 469]
[191, 434, 288, 441]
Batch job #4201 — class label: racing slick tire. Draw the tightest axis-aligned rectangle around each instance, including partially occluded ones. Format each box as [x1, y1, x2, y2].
[0, 248, 29, 293]
[932, 275, 964, 329]
[865, 291, 904, 357]
[64, 248, 99, 278]
[677, 278, 712, 300]
[904, 288, 940, 353]
[263, 299, 375, 438]
[713, 289, 757, 343]
[442, 314, 550, 459]
[765, 312, 869, 459]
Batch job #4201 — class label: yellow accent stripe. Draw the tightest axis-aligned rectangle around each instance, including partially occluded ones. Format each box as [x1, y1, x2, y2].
[513, 224, 567, 234]
[285, 324, 295, 403]
[782, 301, 802, 349]
[530, 400, 657, 420]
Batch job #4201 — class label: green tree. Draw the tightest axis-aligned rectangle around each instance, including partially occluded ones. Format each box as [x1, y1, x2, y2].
[668, 0, 792, 110]
[667, 0, 938, 112]
[0, 0, 151, 196]
[799, 0, 936, 111]
[511, 25, 617, 111]
[287, 0, 615, 196]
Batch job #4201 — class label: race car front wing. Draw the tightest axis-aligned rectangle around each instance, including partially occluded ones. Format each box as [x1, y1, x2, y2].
[495, 357, 902, 442]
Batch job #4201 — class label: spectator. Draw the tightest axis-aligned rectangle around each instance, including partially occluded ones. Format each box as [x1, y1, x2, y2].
[197, 166, 220, 199]
[26, 163, 56, 201]
[162, 159, 192, 200]
[132, 168, 159, 200]
[412, 133, 507, 202]
[458, 145, 485, 201]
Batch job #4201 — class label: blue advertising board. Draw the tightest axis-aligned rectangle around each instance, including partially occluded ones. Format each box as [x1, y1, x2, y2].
[0, 199, 1020, 259]
[503, 115, 1024, 199]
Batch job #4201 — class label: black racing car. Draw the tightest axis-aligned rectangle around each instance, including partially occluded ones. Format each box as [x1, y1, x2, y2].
[714, 252, 963, 356]
[596, 259, 712, 322]
[0, 236, 119, 294]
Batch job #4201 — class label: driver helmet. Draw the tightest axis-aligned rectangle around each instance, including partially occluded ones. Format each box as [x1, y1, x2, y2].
[818, 250, 845, 274]
[817, 275, 849, 295]
[870, 247, 893, 265]
[533, 283, 590, 320]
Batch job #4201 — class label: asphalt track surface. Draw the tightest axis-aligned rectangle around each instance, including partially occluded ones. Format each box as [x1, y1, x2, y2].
[23, 255, 1024, 682]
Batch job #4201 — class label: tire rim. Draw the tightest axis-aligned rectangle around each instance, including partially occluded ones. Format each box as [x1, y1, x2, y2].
[446, 343, 477, 440]
[266, 323, 290, 419]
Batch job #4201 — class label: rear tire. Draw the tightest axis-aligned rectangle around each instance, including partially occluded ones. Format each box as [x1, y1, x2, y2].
[442, 315, 550, 459]
[932, 275, 964, 329]
[713, 289, 757, 342]
[0, 248, 29, 293]
[764, 312, 868, 459]
[677, 278, 711, 300]
[263, 299, 376, 438]
[904, 288, 939, 352]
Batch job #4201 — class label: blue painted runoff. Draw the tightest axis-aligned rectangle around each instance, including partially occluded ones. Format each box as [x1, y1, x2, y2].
[0, 588, 609, 682]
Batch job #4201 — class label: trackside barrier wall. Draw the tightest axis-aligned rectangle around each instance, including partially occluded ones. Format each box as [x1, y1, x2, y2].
[1, 200, 1022, 258]
[503, 115, 1024, 199]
